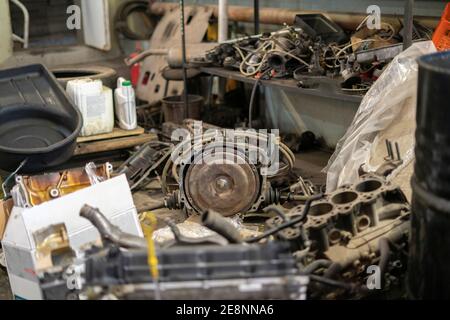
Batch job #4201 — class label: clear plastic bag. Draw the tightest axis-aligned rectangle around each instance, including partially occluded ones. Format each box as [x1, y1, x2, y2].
[85, 162, 106, 185]
[325, 41, 436, 193]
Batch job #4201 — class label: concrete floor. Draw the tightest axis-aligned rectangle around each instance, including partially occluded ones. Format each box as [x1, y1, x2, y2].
[0, 149, 331, 300]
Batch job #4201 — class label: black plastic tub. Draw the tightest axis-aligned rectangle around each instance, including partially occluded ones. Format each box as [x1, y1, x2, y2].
[0, 64, 82, 172]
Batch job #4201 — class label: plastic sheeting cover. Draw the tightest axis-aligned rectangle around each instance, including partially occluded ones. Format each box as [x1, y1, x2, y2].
[325, 41, 436, 193]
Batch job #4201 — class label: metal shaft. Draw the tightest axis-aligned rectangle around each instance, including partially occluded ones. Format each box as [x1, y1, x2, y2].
[179, 0, 189, 119]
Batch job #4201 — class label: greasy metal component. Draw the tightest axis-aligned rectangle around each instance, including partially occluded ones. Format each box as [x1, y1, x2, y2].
[39, 241, 306, 300]
[163, 218, 229, 246]
[374, 139, 403, 177]
[116, 143, 172, 191]
[266, 174, 410, 296]
[14, 163, 112, 207]
[201, 210, 243, 243]
[137, 6, 213, 105]
[149, 3, 439, 30]
[80, 205, 147, 249]
[33, 224, 75, 271]
[183, 149, 261, 216]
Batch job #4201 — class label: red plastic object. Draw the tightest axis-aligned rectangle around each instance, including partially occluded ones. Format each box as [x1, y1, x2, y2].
[129, 52, 141, 87]
[432, 3, 450, 51]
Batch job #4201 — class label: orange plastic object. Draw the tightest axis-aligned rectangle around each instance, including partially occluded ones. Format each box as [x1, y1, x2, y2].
[432, 3, 450, 51]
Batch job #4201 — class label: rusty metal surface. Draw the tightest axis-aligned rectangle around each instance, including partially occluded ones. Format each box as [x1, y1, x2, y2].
[15, 163, 111, 207]
[184, 153, 261, 217]
[150, 3, 439, 30]
[137, 6, 213, 104]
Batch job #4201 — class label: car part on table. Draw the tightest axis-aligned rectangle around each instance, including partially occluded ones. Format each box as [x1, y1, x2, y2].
[0, 64, 82, 173]
[409, 50, 450, 299]
[261, 174, 410, 298]
[10, 162, 112, 208]
[162, 128, 297, 216]
[203, 23, 420, 95]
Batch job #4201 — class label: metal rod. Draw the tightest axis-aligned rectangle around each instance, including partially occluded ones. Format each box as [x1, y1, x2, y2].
[150, 3, 439, 30]
[218, 0, 229, 43]
[179, 0, 189, 119]
[403, 0, 414, 50]
[253, 0, 260, 35]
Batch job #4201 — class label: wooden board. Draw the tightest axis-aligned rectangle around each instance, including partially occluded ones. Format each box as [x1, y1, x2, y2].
[74, 133, 157, 156]
[77, 127, 145, 143]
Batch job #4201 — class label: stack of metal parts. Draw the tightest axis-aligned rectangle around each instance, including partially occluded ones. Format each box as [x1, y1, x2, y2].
[38, 206, 308, 300]
[203, 16, 432, 94]
[36, 172, 411, 300]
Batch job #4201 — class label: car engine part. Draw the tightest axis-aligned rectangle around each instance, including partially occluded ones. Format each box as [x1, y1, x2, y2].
[11, 163, 112, 208]
[162, 128, 296, 216]
[116, 141, 173, 191]
[38, 207, 308, 300]
[262, 174, 410, 298]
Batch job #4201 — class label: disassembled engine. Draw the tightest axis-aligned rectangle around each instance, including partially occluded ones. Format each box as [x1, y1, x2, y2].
[162, 128, 297, 216]
[36, 172, 410, 300]
[265, 174, 409, 298]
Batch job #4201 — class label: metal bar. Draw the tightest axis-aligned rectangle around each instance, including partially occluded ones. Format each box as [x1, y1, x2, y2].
[179, 0, 189, 119]
[218, 0, 228, 42]
[149, 3, 439, 30]
[254, 0, 260, 35]
[403, 0, 414, 50]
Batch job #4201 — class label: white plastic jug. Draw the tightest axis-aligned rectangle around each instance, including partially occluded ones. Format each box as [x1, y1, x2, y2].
[66, 79, 114, 137]
[114, 78, 137, 130]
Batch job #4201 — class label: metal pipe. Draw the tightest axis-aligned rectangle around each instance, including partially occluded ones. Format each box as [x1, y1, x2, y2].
[253, 0, 260, 35]
[218, 0, 228, 43]
[179, 0, 189, 119]
[149, 3, 439, 30]
[80, 204, 147, 249]
[403, 0, 414, 50]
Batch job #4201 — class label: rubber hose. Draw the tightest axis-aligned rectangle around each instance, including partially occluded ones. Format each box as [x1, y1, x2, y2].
[80, 204, 147, 249]
[201, 210, 243, 244]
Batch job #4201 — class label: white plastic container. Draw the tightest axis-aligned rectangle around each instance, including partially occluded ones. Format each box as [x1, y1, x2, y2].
[66, 79, 114, 137]
[114, 78, 137, 130]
